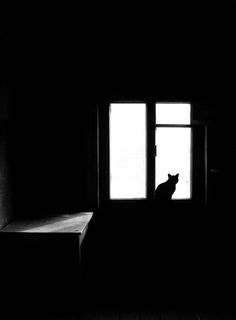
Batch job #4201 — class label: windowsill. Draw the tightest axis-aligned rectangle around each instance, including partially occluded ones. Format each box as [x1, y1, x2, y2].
[104, 198, 193, 210]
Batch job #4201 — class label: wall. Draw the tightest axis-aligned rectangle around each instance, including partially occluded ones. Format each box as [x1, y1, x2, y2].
[6, 2, 236, 221]
[0, 116, 12, 229]
[0, 31, 12, 229]
[9, 91, 98, 219]
[3, 20, 100, 220]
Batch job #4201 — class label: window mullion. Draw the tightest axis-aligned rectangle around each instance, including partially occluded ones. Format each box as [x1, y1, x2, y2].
[147, 101, 156, 201]
[155, 124, 191, 128]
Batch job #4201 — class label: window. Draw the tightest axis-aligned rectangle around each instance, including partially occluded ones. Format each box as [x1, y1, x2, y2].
[155, 103, 192, 199]
[109, 103, 147, 199]
[106, 102, 192, 201]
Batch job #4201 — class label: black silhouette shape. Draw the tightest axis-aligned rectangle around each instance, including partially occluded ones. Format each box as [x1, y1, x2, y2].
[154, 173, 179, 202]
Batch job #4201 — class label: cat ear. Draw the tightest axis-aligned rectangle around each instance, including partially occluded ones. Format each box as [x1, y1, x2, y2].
[176, 174, 179, 177]
[168, 174, 171, 178]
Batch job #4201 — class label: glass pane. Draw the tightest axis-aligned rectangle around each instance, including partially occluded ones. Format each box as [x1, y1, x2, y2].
[110, 103, 146, 199]
[155, 128, 191, 199]
[156, 103, 191, 124]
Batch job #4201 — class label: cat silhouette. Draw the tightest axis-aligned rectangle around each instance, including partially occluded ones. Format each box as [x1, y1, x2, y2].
[154, 173, 179, 202]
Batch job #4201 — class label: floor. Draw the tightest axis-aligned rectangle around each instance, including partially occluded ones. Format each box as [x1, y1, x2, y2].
[3, 211, 236, 320]
[80, 309, 236, 320]
[25, 309, 236, 320]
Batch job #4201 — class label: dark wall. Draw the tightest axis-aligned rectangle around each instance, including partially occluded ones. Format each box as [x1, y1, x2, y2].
[9, 91, 98, 219]
[0, 9, 100, 220]
[0, 116, 12, 228]
[4, 1, 236, 220]
[90, 4, 236, 310]
[0, 31, 12, 228]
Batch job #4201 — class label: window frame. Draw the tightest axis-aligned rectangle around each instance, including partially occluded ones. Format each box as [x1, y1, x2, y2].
[155, 102, 193, 200]
[99, 100, 201, 208]
[98, 100, 149, 208]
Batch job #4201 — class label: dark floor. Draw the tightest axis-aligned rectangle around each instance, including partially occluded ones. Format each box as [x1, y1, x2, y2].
[79, 210, 236, 320]
[19, 309, 236, 320]
[2, 208, 236, 320]
[79, 310, 236, 320]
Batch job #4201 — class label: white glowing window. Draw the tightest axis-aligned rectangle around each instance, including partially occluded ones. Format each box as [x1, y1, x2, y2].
[155, 128, 191, 199]
[156, 103, 191, 124]
[109, 103, 146, 199]
[155, 103, 192, 200]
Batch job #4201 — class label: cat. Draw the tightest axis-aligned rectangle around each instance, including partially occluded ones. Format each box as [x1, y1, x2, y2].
[154, 173, 179, 202]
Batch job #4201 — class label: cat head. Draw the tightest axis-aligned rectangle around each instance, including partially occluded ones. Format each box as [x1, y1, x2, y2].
[168, 173, 179, 184]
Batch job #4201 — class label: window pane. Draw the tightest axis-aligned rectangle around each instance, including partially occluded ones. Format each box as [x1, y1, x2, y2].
[110, 103, 146, 199]
[155, 128, 191, 199]
[156, 103, 191, 124]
